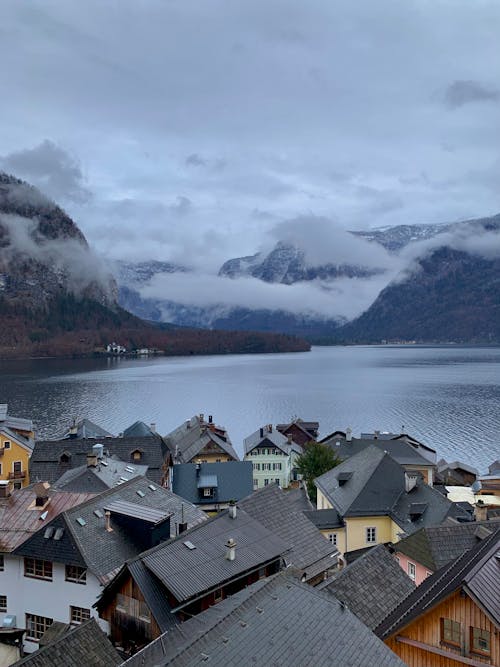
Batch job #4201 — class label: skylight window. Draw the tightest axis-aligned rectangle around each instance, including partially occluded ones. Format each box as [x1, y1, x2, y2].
[136, 490, 145, 497]
[76, 517, 86, 526]
[44, 527, 55, 539]
[148, 484, 156, 491]
[93, 509, 104, 518]
[183, 540, 196, 550]
[53, 528, 64, 540]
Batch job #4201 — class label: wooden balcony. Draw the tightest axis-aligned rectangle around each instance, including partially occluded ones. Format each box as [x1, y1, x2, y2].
[8, 470, 26, 480]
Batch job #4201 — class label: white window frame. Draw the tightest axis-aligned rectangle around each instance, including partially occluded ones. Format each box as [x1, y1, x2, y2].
[366, 527, 377, 544]
[328, 533, 337, 546]
[407, 561, 416, 580]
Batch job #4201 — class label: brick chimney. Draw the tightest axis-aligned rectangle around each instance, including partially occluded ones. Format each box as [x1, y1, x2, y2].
[474, 499, 488, 522]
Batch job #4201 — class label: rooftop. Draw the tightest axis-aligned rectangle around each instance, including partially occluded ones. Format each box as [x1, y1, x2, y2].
[164, 415, 238, 464]
[52, 456, 148, 492]
[172, 461, 253, 506]
[0, 403, 33, 433]
[244, 425, 302, 455]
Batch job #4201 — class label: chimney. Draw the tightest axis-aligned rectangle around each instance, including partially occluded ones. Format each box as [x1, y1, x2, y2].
[186, 420, 191, 429]
[225, 537, 236, 561]
[474, 500, 488, 522]
[196, 462, 201, 477]
[199, 413, 204, 423]
[374, 430, 380, 440]
[346, 427, 352, 442]
[287, 434, 293, 444]
[105, 510, 113, 532]
[405, 473, 418, 493]
[178, 522, 188, 534]
[0, 480, 10, 498]
[267, 424, 272, 433]
[208, 415, 213, 424]
[68, 421, 78, 439]
[92, 443, 104, 460]
[33, 482, 50, 507]
[150, 423, 156, 433]
[228, 502, 237, 519]
[259, 427, 264, 438]
[87, 452, 98, 468]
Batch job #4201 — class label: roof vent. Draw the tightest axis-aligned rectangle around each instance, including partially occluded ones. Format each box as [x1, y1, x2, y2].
[228, 503, 237, 519]
[405, 473, 418, 493]
[225, 537, 236, 561]
[39, 511, 48, 521]
[337, 472, 352, 487]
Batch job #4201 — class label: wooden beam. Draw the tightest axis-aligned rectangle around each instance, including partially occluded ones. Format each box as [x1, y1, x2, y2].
[396, 636, 491, 667]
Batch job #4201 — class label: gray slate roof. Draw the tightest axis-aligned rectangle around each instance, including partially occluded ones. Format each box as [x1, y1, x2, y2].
[172, 461, 253, 506]
[322, 434, 435, 467]
[394, 519, 500, 571]
[304, 508, 344, 529]
[30, 435, 168, 485]
[0, 403, 33, 433]
[319, 545, 415, 630]
[61, 418, 113, 440]
[164, 415, 238, 463]
[11, 618, 121, 667]
[376, 526, 500, 639]
[315, 446, 471, 535]
[52, 456, 148, 492]
[14, 477, 207, 583]
[122, 574, 406, 667]
[244, 425, 303, 455]
[122, 421, 157, 438]
[140, 507, 289, 603]
[239, 484, 339, 580]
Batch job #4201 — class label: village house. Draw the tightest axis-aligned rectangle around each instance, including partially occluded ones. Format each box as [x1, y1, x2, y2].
[436, 459, 479, 486]
[276, 418, 319, 446]
[120, 573, 406, 667]
[243, 424, 303, 490]
[7, 477, 206, 654]
[96, 505, 289, 654]
[62, 419, 113, 440]
[171, 461, 253, 512]
[393, 519, 500, 585]
[376, 527, 500, 667]
[321, 428, 437, 486]
[314, 445, 471, 555]
[317, 544, 416, 630]
[0, 404, 35, 491]
[163, 414, 238, 466]
[30, 432, 169, 486]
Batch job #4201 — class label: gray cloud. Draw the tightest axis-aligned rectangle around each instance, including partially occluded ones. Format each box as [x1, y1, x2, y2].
[185, 153, 206, 167]
[444, 80, 500, 109]
[0, 141, 91, 203]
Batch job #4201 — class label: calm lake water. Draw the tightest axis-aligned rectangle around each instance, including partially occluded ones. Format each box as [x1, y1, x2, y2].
[0, 346, 499, 472]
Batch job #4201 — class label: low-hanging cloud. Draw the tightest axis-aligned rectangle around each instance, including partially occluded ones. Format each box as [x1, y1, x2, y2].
[444, 80, 500, 109]
[0, 141, 91, 204]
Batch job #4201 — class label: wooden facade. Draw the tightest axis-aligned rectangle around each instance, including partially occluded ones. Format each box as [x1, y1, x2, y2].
[385, 590, 500, 666]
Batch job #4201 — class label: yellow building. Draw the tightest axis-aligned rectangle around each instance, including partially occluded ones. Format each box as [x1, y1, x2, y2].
[314, 445, 469, 556]
[0, 404, 34, 490]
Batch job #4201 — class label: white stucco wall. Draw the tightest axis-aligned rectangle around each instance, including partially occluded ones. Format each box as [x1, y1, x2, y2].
[244, 450, 292, 489]
[0, 555, 109, 653]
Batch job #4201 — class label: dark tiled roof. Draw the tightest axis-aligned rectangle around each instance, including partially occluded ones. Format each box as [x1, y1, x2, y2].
[0, 403, 33, 433]
[164, 415, 238, 463]
[122, 574, 406, 667]
[141, 507, 288, 603]
[52, 457, 148, 492]
[122, 421, 157, 438]
[319, 545, 415, 630]
[11, 618, 121, 667]
[376, 527, 500, 639]
[304, 508, 344, 529]
[239, 484, 338, 579]
[14, 478, 207, 582]
[128, 560, 179, 633]
[244, 426, 302, 455]
[172, 461, 253, 505]
[394, 519, 500, 571]
[322, 435, 434, 467]
[60, 419, 113, 440]
[30, 435, 168, 485]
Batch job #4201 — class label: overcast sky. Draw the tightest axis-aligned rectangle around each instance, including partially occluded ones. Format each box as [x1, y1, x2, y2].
[1, 0, 499, 272]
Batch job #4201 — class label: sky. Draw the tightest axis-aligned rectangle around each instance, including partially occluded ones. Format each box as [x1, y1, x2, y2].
[0, 1, 499, 319]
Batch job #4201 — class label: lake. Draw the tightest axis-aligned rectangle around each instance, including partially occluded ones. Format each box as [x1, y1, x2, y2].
[0, 346, 499, 472]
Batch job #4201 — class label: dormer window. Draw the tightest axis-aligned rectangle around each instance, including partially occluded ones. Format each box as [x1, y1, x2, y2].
[59, 452, 71, 464]
[203, 488, 212, 497]
[131, 449, 143, 462]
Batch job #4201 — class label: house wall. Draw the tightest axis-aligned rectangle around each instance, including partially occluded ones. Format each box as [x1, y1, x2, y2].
[191, 452, 232, 464]
[244, 450, 292, 489]
[319, 527, 347, 555]
[0, 434, 30, 488]
[405, 464, 434, 487]
[0, 555, 109, 653]
[385, 589, 500, 666]
[394, 551, 433, 586]
[316, 488, 332, 510]
[344, 516, 394, 553]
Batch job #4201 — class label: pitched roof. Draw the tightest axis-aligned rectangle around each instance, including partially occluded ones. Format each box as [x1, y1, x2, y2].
[318, 545, 415, 630]
[394, 519, 500, 571]
[322, 434, 435, 468]
[315, 446, 470, 534]
[14, 477, 207, 583]
[0, 485, 95, 553]
[0, 425, 34, 452]
[140, 507, 288, 604]
[30, 435, 168, 485]
[11, 618, 121, 667]
[239, 484, 338, 580]
[304, 508, 344, 529]
[122, 421, 157, 438]
[243, 426, 302, 455]
[61, 418, 113, 440]
[122, 574, 406, 667]
[376, 526, 500, 639]
[172, 461, 253, 505]
[164, 415, 238, 463]
[0, 403, 33, 433]
[52, 457, 148, 492]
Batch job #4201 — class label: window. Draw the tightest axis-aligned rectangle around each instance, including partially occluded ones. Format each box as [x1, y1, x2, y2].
[264, 479, 269, 486]
[275, 478, 280, 485]
[131, 450, 142, 461]
[214, 589, 223, 603]
[70, 606, 90, 625]
[203, 488, 212, 497]
[407, 562, 416, 581]
[440, 618, 461, 647]
[115, 594, 150, 622]
[470, 627, 490, 655]
[253, 463, 260, 471]
[0, 463, 2, 475]
[0, 555, 4, 571]
[366, 527, 376, 544]
[24, 558, 52, 581]
[328, 533, 337, 546]
[253, 478, 258, 487]
[0, 595, 6, 612]
[26, 614, 53, 642]
[13, 461, 22, 474]
[4, 441, 10, 450]
[13, 481, 22, 490]
[65, 564, 87, 584]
